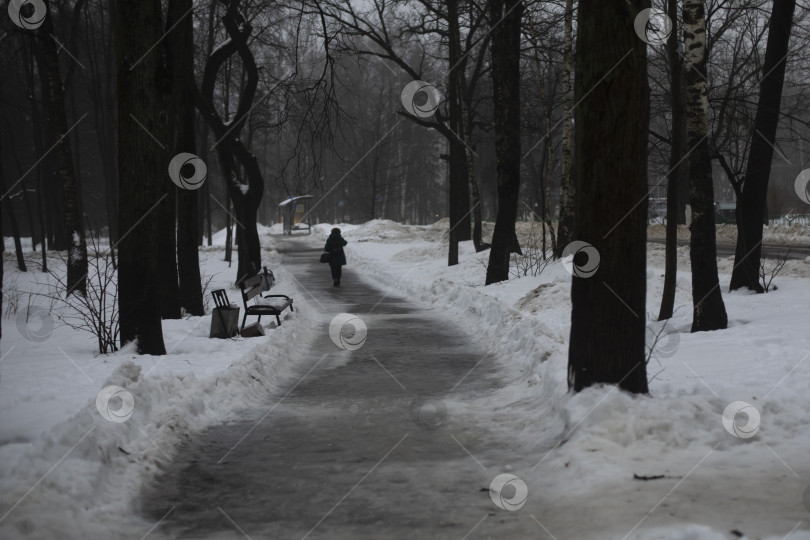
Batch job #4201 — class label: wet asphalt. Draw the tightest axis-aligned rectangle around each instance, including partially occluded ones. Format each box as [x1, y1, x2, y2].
[140, 236, 526, 540]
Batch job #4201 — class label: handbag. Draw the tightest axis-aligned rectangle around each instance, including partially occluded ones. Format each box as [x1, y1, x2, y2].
[260, 266, 275, 291]
[320, 251, 331, 263]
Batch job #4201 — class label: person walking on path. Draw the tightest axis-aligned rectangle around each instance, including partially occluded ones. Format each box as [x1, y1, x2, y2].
[324, 228, 348, 286]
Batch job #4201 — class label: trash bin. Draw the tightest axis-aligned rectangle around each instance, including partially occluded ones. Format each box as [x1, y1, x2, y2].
[210, 305, 240, 339]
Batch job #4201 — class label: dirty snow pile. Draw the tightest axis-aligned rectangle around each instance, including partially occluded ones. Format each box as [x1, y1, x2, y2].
[0, 227, 315, 539]
[316, 219, 810, 540]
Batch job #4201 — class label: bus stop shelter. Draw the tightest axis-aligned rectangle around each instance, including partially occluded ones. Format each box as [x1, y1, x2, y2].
[278, 195, 314, 234]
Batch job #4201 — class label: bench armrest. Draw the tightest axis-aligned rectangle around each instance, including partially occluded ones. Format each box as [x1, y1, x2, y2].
[262, 294, 292, 302]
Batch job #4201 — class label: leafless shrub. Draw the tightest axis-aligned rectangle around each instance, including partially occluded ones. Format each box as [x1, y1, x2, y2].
[646, 318, 680, 365]
[38, 233, 119, 354]
[645, 312, 683, 384]
[2, 280, 22, 318]
[3, 278, 57, 320]
[23, 289, 57, 323]
[511, 225, 553, 278]
[759, 245, 790, 293]
[201, 271, 218, 312]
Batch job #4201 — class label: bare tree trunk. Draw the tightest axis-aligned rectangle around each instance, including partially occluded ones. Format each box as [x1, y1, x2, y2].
[399, 142, 407, 223]
[659, 0, 683, 321]
[114, 0, 167, 354]
[168, 0, 205, 316]
[151, 0, 183, 321]
[0, 170, 2, 339]
[205, 184, 213, 246]
[568, 0, 649, 394]
[152, 0, 183, 321]
[22, 40, 48, 272]
[195, 0, 263, 283]
[32, 111, 48, 271]
[684, 0, 728, 332]
[538, 67, 557, 256]
[157, 190, 180, 318]
[224, 196, 233, 263]
[34, 0, 87, 295]
[84, 0, 118, 258]
[446, 0, 471, 265]
[461, 91, 487, 252]
[485, 0, 523, 284]
[368, 96, 383, 220]
[2, 113, 39, 255]
[44, 167, 62, 250]
[554, 0, 575, 259]
[25, 192, 38, 253]
[0, 138, 27, 272]
[202, 0, 217, 248]
[729, 0, 796, 292]
[19, 173, 37, 256]
[0, 189, 27, 273]
[450, 0, 488, 253]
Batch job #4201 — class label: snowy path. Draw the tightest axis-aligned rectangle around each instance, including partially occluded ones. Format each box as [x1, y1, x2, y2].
[140, 237, 530, 539]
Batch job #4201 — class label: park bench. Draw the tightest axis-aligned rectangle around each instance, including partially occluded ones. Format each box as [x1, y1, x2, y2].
[238, 274, 294, 329]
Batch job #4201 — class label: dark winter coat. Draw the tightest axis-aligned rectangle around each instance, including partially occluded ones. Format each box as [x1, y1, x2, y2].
[324, 233, 348, 265]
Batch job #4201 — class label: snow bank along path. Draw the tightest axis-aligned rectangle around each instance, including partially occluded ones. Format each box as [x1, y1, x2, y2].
[0, 227, 319, 539]
[313, 220, 810, 540]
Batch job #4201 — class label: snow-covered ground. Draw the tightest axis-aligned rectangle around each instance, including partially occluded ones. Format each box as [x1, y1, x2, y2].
[1, 219, 809, 539]
[312, 220, 810, 540]
[0, 225, 319, 538]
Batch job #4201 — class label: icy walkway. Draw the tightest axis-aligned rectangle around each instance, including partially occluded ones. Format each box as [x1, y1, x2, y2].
[140, 237, 524, 539]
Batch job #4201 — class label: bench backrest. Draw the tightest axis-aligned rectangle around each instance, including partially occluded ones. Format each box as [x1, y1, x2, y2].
[212, 289, 231, 309]
[240, 275, 263, 304]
